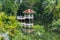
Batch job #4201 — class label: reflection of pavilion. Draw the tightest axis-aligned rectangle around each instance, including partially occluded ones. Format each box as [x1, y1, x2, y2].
[17, 9, 36, 33]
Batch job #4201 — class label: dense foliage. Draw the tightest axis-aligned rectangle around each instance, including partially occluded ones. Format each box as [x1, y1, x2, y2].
[0, 0, 60, 40]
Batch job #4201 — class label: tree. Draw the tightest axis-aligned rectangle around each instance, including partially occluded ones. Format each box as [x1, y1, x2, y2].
[2, 0, 20, 15]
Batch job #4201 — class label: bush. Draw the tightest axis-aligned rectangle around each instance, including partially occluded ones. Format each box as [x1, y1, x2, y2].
[0, 12, 46, 40]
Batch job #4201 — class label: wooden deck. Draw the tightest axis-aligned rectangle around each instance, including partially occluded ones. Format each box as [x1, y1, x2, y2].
[17, 16, 33, 20]
[17, 16, 25, 20]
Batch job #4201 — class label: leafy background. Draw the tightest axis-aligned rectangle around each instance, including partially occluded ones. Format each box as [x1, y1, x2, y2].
[0, 0, 60, 40]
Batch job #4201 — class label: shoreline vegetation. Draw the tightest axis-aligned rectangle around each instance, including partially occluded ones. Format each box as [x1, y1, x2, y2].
[0, 0, 60, 40]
